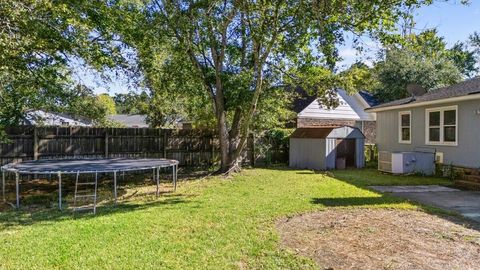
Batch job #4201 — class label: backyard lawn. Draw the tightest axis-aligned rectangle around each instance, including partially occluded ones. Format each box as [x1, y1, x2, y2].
[0, 168, 456, 269]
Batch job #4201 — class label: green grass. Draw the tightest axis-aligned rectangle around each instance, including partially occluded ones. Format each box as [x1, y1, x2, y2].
[332, 168, 453, 186]
[0, 168, 452, 269]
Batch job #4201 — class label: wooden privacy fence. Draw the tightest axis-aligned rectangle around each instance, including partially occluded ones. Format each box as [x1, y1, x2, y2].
[0, 126, 288, 167]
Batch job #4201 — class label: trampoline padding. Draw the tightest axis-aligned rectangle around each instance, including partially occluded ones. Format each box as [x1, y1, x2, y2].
[2, 158, 179, 174]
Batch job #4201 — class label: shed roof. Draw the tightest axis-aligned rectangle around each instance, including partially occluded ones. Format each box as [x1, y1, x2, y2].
[290, 126, 365, 139]
[290, 127, 335, 138]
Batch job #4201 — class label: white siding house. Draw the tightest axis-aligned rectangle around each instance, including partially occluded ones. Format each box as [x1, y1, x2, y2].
[298, 89, 376, 121]
[296, 89, 378, 143]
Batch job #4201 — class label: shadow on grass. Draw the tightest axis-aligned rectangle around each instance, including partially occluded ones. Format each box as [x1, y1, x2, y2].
[0, 167, 215, 225]
[311, 196, 404, 207]
[295, 171, 316, 175]
[311, 167, 480, 231]
[257, 166, 479, 230]
[0, 192, 197, 229]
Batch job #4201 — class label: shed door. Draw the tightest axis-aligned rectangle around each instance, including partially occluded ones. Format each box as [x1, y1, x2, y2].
[336, 139, 356, 168]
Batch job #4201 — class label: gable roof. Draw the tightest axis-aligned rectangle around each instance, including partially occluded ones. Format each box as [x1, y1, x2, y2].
[291, 86, 317, 113]
[23, 110, 92, 126]
[367, 76, 480, 112]
[298, 89, 376, 121]
[108, 114, 148, 128]
[358, 90, 380, 107]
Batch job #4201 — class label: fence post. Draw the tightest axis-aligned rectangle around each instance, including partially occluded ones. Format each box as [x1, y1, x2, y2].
[33, 127, 39, 160]
[105, 129, 109, 158]
[163, 130, 168, 158]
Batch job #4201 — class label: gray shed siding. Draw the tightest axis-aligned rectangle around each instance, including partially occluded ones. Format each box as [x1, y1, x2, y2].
[289, 138, 326, 170]
[356, 139, 365, 168]
[325, 138, 336, 169]
[289, 126, 366, 170]
[376, 99, 480, 168]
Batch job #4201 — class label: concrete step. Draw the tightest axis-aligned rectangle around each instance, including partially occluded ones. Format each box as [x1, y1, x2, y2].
[455, 180, 480, 191]
[463, 175, 480, 183]
[462, 168, 480, 176]
[465, 175, 480, 182]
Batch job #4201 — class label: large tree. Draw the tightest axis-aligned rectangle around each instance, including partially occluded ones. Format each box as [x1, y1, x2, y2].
[471, 31, 480, 63]
[372, 48, 462, 102]
[371, 30, 473, 102]
[114, 92, 149, 115]
[117, 0, 436, 173]
[0, 0, 126, 127]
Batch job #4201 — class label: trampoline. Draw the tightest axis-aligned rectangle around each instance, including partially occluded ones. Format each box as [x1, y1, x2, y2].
[1, 158, 179, 210]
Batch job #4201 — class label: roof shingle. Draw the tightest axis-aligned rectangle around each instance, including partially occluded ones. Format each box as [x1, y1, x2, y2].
[368, 76, 480, 111]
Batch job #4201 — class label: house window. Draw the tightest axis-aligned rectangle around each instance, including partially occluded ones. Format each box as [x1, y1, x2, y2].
[398, 111, 411, 144]
[426, 106, 457, 146]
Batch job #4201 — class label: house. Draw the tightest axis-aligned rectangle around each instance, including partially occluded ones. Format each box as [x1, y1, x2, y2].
[108, 114, 149, 128]
[294, 88, 378, 144]
[108, 114, 195, 129]
[22, 110, 92, 126]
[366, 76, 480, 169]
[289, 126, 365, 170]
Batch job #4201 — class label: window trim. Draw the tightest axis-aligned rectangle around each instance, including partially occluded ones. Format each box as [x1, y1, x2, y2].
[398, 111, 411, 144]
[425, 105, 458, 146]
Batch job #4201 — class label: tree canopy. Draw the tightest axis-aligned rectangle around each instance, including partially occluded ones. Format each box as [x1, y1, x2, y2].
[3, 0, 473, 172]
[0, 0, 126, 127]
[110, 0, 439, 172]
[369, 29, 477, 102]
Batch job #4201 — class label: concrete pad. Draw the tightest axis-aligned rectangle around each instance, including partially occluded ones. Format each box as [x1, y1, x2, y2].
[370, 185, 460, 193]
[370, 185, 480, 223]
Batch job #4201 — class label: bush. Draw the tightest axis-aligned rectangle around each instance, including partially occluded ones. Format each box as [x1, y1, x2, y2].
[254, 128, 293, 165]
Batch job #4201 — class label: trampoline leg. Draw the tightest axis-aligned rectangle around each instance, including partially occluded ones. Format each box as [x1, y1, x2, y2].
[15, 172, 19, 209]
[173, 165, 177, 192]
[113, 171, 117, 205]
[156, 167, 160, 197]
[2, 170, 5, 202]
[58, 173, 62, 210]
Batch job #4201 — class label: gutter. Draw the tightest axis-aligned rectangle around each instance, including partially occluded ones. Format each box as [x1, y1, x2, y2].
[366, 93, 480, 112]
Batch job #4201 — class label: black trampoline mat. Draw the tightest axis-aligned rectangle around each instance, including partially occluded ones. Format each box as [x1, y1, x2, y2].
[1, 158, 179, 174]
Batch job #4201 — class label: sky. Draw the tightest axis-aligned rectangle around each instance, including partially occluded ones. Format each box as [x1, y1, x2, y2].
[80, 0, 480, 95]
[337, 0, 480, 68]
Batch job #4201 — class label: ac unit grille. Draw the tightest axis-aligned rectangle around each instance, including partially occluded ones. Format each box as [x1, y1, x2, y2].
[378, 151, 392, 173]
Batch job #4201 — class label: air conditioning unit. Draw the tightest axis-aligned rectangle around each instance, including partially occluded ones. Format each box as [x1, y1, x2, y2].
[435, 152, 444, 164]
[378, 151, 435, 175]
[378, 151, 393, 173]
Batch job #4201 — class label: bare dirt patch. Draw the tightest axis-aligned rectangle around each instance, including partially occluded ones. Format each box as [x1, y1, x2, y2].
[277, 209, 480, 270]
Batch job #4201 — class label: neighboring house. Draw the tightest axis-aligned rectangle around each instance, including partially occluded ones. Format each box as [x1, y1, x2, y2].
[22, 110, 92, 126]
[294, 88, 379, 144]
[366, 76, 480, 169]
[108, 114, 149, 128]
[108, 114, 194, 129]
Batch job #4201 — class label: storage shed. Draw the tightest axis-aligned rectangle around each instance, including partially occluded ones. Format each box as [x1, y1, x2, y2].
[289, 126, 365, 170]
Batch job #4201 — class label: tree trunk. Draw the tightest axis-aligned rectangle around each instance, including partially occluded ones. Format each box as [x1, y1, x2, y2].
[216, 110, 231, 173]
[216, 113, 245, 174]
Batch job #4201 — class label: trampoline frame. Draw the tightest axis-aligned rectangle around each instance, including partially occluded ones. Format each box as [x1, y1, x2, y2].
[1, 158, 179, 209]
